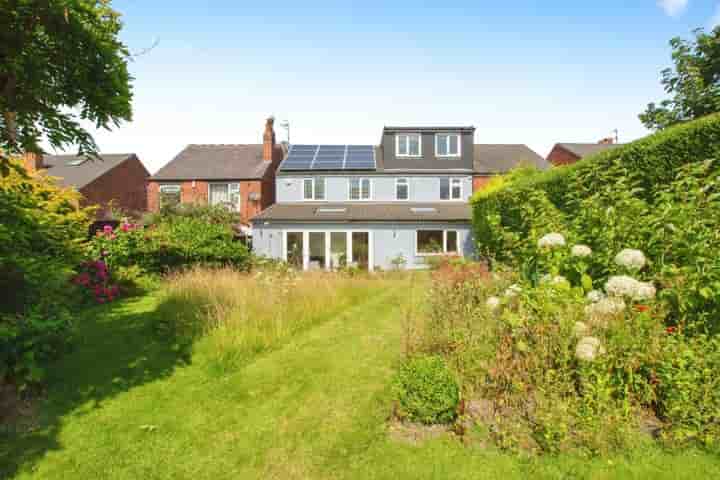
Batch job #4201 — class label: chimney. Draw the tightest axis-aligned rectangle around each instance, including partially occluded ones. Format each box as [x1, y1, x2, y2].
[22, 151, 44, 173]
[263, 116, 276, 162]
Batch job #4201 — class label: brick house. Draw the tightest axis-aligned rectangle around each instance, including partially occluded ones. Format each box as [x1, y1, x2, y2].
[473, 144, 548, 191]
[546, 141, 621, 166]
[23, 151, 150, 218]
[148, 117, 284, 225]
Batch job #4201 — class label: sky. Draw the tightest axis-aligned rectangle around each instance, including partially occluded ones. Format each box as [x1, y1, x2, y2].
[57, 0, 720, 173]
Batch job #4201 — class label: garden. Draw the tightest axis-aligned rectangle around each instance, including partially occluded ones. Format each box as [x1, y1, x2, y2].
[392, 113, 720, 459]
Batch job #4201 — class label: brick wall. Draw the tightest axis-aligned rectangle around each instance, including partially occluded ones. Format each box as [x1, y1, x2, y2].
[546, 145, 580, 167]
[147, 179, 265, 224]
[81, 155, 149, 219]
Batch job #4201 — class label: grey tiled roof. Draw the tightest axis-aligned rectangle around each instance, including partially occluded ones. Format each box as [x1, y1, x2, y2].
[152, 144, 281, 181]
[556, 143, 622, 159]
[473, 144, 548, 174]
[252, 202, 471, 222]
[44, 154, 139, 188]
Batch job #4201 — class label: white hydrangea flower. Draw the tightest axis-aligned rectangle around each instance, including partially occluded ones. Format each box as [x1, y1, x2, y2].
[573, 321, 589, 337]
[634, 282, 657, 300]
[575, 336, 606, 362]
[586, 290, 605, 303]
[537, 233, 566, 249]
[585, 297, 626, 326]
[605, 275, 641, 298]
[614, 249, 647, 270]
[571, 244, 592, 257]
[551, 275, 568, 285]
[504, 284, 522, 298]
[486, 296, 501, 311]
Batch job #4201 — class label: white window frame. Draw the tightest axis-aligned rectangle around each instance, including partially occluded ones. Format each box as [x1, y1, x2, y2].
[282, 230, 374, 271]
[395, 177, 409, 201]
[302, 177, 325, 201]
[415, 229, 462, 257]
[159, 184, 181, 207]
[209, 182, 241, 212]
[348, 177, 372, 201]
[395, 133, 422, 157]
[434, 133, 461, 158]
[440, 177, 463, 201]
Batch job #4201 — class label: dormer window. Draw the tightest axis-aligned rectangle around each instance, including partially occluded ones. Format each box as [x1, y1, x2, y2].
[435, 133, 460, 157]
[396, 134, 421, 157]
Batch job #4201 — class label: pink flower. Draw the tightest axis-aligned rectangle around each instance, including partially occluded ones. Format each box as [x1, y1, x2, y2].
[97, 297, 106, 304]
[94, 260, 107, 272]
[103, 225, 113, 235]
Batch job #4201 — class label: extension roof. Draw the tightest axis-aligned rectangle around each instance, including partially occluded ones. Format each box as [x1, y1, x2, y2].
[252, 202, 471, 223]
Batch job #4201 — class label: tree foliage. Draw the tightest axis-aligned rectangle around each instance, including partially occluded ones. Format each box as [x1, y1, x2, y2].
[640, 27, 720, 131]
[0, 0, 133, 174]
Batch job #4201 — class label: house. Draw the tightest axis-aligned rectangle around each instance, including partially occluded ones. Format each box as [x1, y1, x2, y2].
[22, 151, 149, 218]
[546, 140, 621, 166]
[473, 144, 548, 190]
[147, 118, 284, 225]
[251, 126, 543, 270]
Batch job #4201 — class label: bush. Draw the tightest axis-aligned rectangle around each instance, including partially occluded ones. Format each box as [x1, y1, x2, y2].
[0, 161, 93, 387]
[393, 355, 460, 424]
[89, 216, 250, 274]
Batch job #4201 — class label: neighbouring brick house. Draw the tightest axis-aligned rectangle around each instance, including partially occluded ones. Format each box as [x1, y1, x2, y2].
[546, 141, 621, 166]
[473, 144, 548, 191]
[148, 117, 284, 225]
[22, 151, 150, 218]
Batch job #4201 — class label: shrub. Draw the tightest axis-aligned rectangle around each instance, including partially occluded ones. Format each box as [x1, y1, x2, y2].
[393, 355, 460, 424]
[0, 161, 93, 387]
[88, 216, 250, 274]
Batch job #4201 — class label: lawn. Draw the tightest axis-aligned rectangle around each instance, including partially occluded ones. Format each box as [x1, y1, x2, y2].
[1, 273, 719, 479]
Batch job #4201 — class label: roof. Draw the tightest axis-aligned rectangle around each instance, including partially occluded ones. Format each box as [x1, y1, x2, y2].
[151, 144, 281, 181]
[473, 144, 548, 174]
[252, 202, 471, 223]
[43, 154, 139, 188]
[383, 126, 476, 133]
[555, 143, 622, 159]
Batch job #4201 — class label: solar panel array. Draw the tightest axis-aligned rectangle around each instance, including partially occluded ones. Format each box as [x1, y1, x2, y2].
[280, 145, 376, 171]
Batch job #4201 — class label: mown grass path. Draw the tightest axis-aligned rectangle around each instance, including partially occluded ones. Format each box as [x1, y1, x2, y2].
[2, 280, 720, 479]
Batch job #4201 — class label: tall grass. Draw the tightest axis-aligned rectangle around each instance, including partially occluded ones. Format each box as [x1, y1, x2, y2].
[157, 267, 392, 368]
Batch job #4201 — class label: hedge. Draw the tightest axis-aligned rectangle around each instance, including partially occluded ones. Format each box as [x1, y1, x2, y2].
[472, 113, 720, 262]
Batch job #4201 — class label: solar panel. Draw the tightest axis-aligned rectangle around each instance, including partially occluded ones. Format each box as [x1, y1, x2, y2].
[280, 144, 376, 172]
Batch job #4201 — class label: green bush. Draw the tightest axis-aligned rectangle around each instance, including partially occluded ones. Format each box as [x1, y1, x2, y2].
[393, 355, 460, 424]
[656, 333, 720, 447]
[89, 216, 250, 274]
[0, 161, 93, 387]
[142, 202, 239, 226]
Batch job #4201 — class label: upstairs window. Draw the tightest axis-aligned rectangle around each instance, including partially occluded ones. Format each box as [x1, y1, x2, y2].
[435, 133, 460, 157]
[303, 178, 325, 200]
[396, 134, 421, 157]
[396, 178, 409, 200]
[210, 183, 241, 211]
[440, 178, 463, 200]
[349, 178, 371, 200]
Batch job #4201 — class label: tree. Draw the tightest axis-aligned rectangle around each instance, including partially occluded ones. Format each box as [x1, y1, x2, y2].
[0, 0, 133, 174]
[640, 27, 720, 131]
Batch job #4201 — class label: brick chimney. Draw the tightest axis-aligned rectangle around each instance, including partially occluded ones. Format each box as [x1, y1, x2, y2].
[22, 151, 44, 173]
[263, 116, 276, 162]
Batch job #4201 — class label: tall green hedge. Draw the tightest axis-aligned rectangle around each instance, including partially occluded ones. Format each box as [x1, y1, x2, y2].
[473, 113, 720, 262]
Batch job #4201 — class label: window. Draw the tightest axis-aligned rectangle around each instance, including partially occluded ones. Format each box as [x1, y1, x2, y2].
[349, 178, 371, 200]
[435, 133, 461, 157]
[396, 178, 409, 200]
[440, 178, 463, 200]
[416, 230, 461, 256]
[303, 178, 325, 200]
[209, 183, 241, 211]
[396, 134, 421, 157]
[159, 184, 181, 208]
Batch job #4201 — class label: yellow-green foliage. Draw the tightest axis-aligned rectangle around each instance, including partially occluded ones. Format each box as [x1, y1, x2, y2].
[1, 160, 94, 385]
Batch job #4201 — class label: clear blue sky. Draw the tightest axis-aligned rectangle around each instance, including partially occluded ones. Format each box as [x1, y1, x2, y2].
[66, 0, 720, 173]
